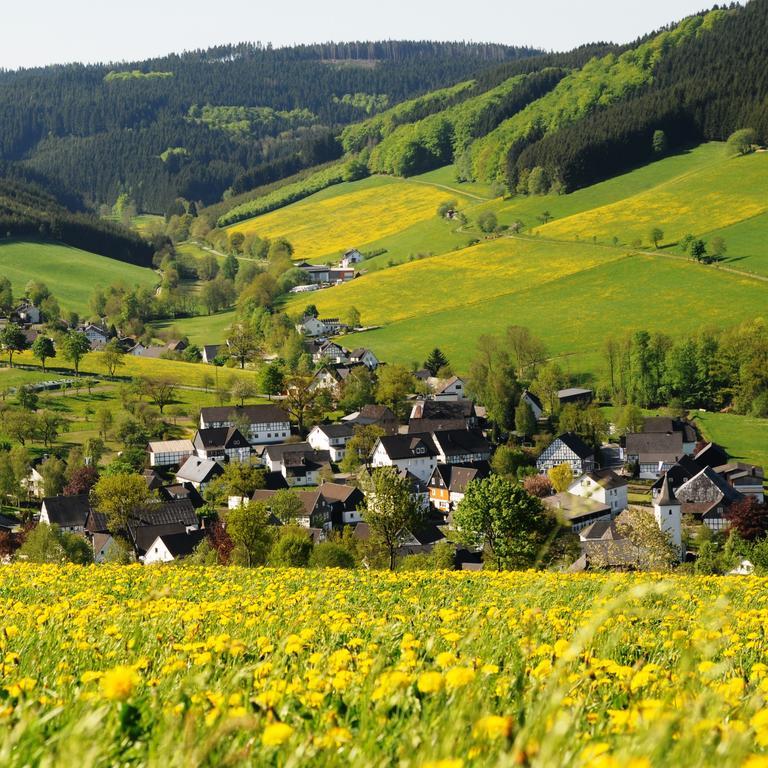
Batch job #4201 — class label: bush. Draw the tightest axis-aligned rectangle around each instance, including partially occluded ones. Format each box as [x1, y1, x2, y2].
[269, 531, 313, 567]
[726, 128, 757, 156]
[309, 542, 356, 569]
[477, 211, 498, 233]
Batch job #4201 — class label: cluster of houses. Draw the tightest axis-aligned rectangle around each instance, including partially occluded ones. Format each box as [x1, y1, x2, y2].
[535, 416, 765, 568]
[289, 248, 363, 294]
[0, 298, 193, 363]
[15, 298, 764, 569]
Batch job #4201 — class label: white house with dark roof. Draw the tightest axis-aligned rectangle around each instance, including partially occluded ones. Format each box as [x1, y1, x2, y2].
[201, 344, 222, 364]
[428, 375, 467, 401]
[567, 470, 628, 514]
[371, 434, 438, 482]
[520, 390, 544, 421]
[193, 427, 251, 463]
[340, 248, 363, 269]
[40, 494, 90, 533]
[199, 405, 290, 445]
[308, 423, 356, 462]
[144, 529, 207, 564]
[536, 433, 595, 475]
[430, 429, 492, 465]
[348, 348, 379, 369]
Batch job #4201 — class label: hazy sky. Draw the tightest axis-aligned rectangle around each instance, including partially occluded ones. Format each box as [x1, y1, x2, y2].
[1, 0, 732, 70]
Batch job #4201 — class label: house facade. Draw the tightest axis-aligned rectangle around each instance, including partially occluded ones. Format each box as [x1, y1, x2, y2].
[371, 434, 438, 483]
[193, 427, 251, 463]
[147, 439, 195, 468]
[430, 429, 492, 465]
[199, 405, 290, 445]
[567, 470, 628, 514]
[308, 423, 355, 462]
[536, 433, 595, 475]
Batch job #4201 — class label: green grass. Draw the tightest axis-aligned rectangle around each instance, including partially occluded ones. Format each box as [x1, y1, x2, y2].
[538, 149, 768, 254]
[700, 211, 768, 278]
[691, 411, 768, 469]
[409, 165, 496, 200]
[0, 240, 157, 316]
[0, 380, 270, 462]
[14, 350, 258, 389]
[494, 143, 730, 231]
[0, 367, 59, 391]
[317, 245, 768, 375]
[152, 310, 236, 347]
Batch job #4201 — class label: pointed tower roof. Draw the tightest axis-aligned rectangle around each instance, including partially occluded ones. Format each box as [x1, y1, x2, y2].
[656, 474, 679, 507]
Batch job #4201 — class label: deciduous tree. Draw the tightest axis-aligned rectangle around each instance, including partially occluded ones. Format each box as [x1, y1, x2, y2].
[454, 475, 553, 570]
[31, 336, 55, 372]
[92, 473, 152, 533]
[360, 467, 421, 570]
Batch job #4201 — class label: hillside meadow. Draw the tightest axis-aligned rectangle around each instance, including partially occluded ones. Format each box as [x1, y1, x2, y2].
[296, 241, 768, 375]
[1, 565, 768, 767]
[692, 412, 768, 470]
[13, 351, 258, 390]
[0, 240, 157, 316]
[538, 151, 768, 254]
[225, 175, 460, 263]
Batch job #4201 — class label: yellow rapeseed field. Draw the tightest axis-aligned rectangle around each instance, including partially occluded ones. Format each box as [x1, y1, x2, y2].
[2, 564, 768, 767]
[538, 152, 768, 245]
[226, 181, 448, 262]
[285, 238, 622, 326]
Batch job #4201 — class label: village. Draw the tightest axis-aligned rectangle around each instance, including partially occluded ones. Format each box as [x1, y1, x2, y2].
[0, 287, 764, 572]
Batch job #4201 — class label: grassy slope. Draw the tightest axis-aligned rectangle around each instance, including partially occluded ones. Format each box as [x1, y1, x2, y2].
[14, 350, 258, 389]
[0, 240, 157, 316]
[692, 412, 768, 469]
[153, 311, 236, 347]
[226, 175, 459, 263]
[320, 248, 768, 375]
[538, 151, 768, 259]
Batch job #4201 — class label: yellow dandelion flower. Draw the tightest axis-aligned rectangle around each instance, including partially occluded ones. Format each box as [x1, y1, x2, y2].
[472, 714, 514, 740]
[262, 722, 294, 747]
[100, 665, 138, 701]
[445, 666, 475, 690]
[417, 671, 444, 694]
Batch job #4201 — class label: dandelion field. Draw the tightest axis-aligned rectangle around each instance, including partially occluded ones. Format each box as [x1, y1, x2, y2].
[3, 565, 768, 767]
[225, 177, 449, 263]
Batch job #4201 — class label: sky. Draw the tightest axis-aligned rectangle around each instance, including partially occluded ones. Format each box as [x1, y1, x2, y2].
[1, 0, 734, 70]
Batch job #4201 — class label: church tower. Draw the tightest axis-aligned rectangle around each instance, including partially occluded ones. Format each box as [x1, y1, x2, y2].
[654, 474, 682, 556]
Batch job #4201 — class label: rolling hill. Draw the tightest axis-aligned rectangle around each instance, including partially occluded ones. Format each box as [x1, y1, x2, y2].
[0, 240, 157, 316]
[276, 142, 768, 375]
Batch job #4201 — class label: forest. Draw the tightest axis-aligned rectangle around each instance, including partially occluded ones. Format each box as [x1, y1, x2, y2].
[0, 174, 155, 267]
[508, 0, 768, 190]
[0, 42, 538, 212]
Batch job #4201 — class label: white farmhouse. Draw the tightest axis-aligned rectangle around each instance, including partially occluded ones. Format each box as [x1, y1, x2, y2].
[370, 434, 438, 483]
[567, 470, 628, 514]
[308, 423, 355, 462]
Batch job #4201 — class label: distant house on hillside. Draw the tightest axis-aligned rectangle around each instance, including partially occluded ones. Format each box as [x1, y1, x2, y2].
[340, 248, 363, 269]
[521, 390, 544, 421]
[201, 345, 221, 364]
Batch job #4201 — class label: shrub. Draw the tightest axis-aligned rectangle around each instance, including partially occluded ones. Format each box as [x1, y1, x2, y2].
[309, 542, 356, 569]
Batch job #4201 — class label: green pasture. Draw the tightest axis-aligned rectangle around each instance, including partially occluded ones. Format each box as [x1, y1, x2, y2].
[0, 240, 157, 316]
